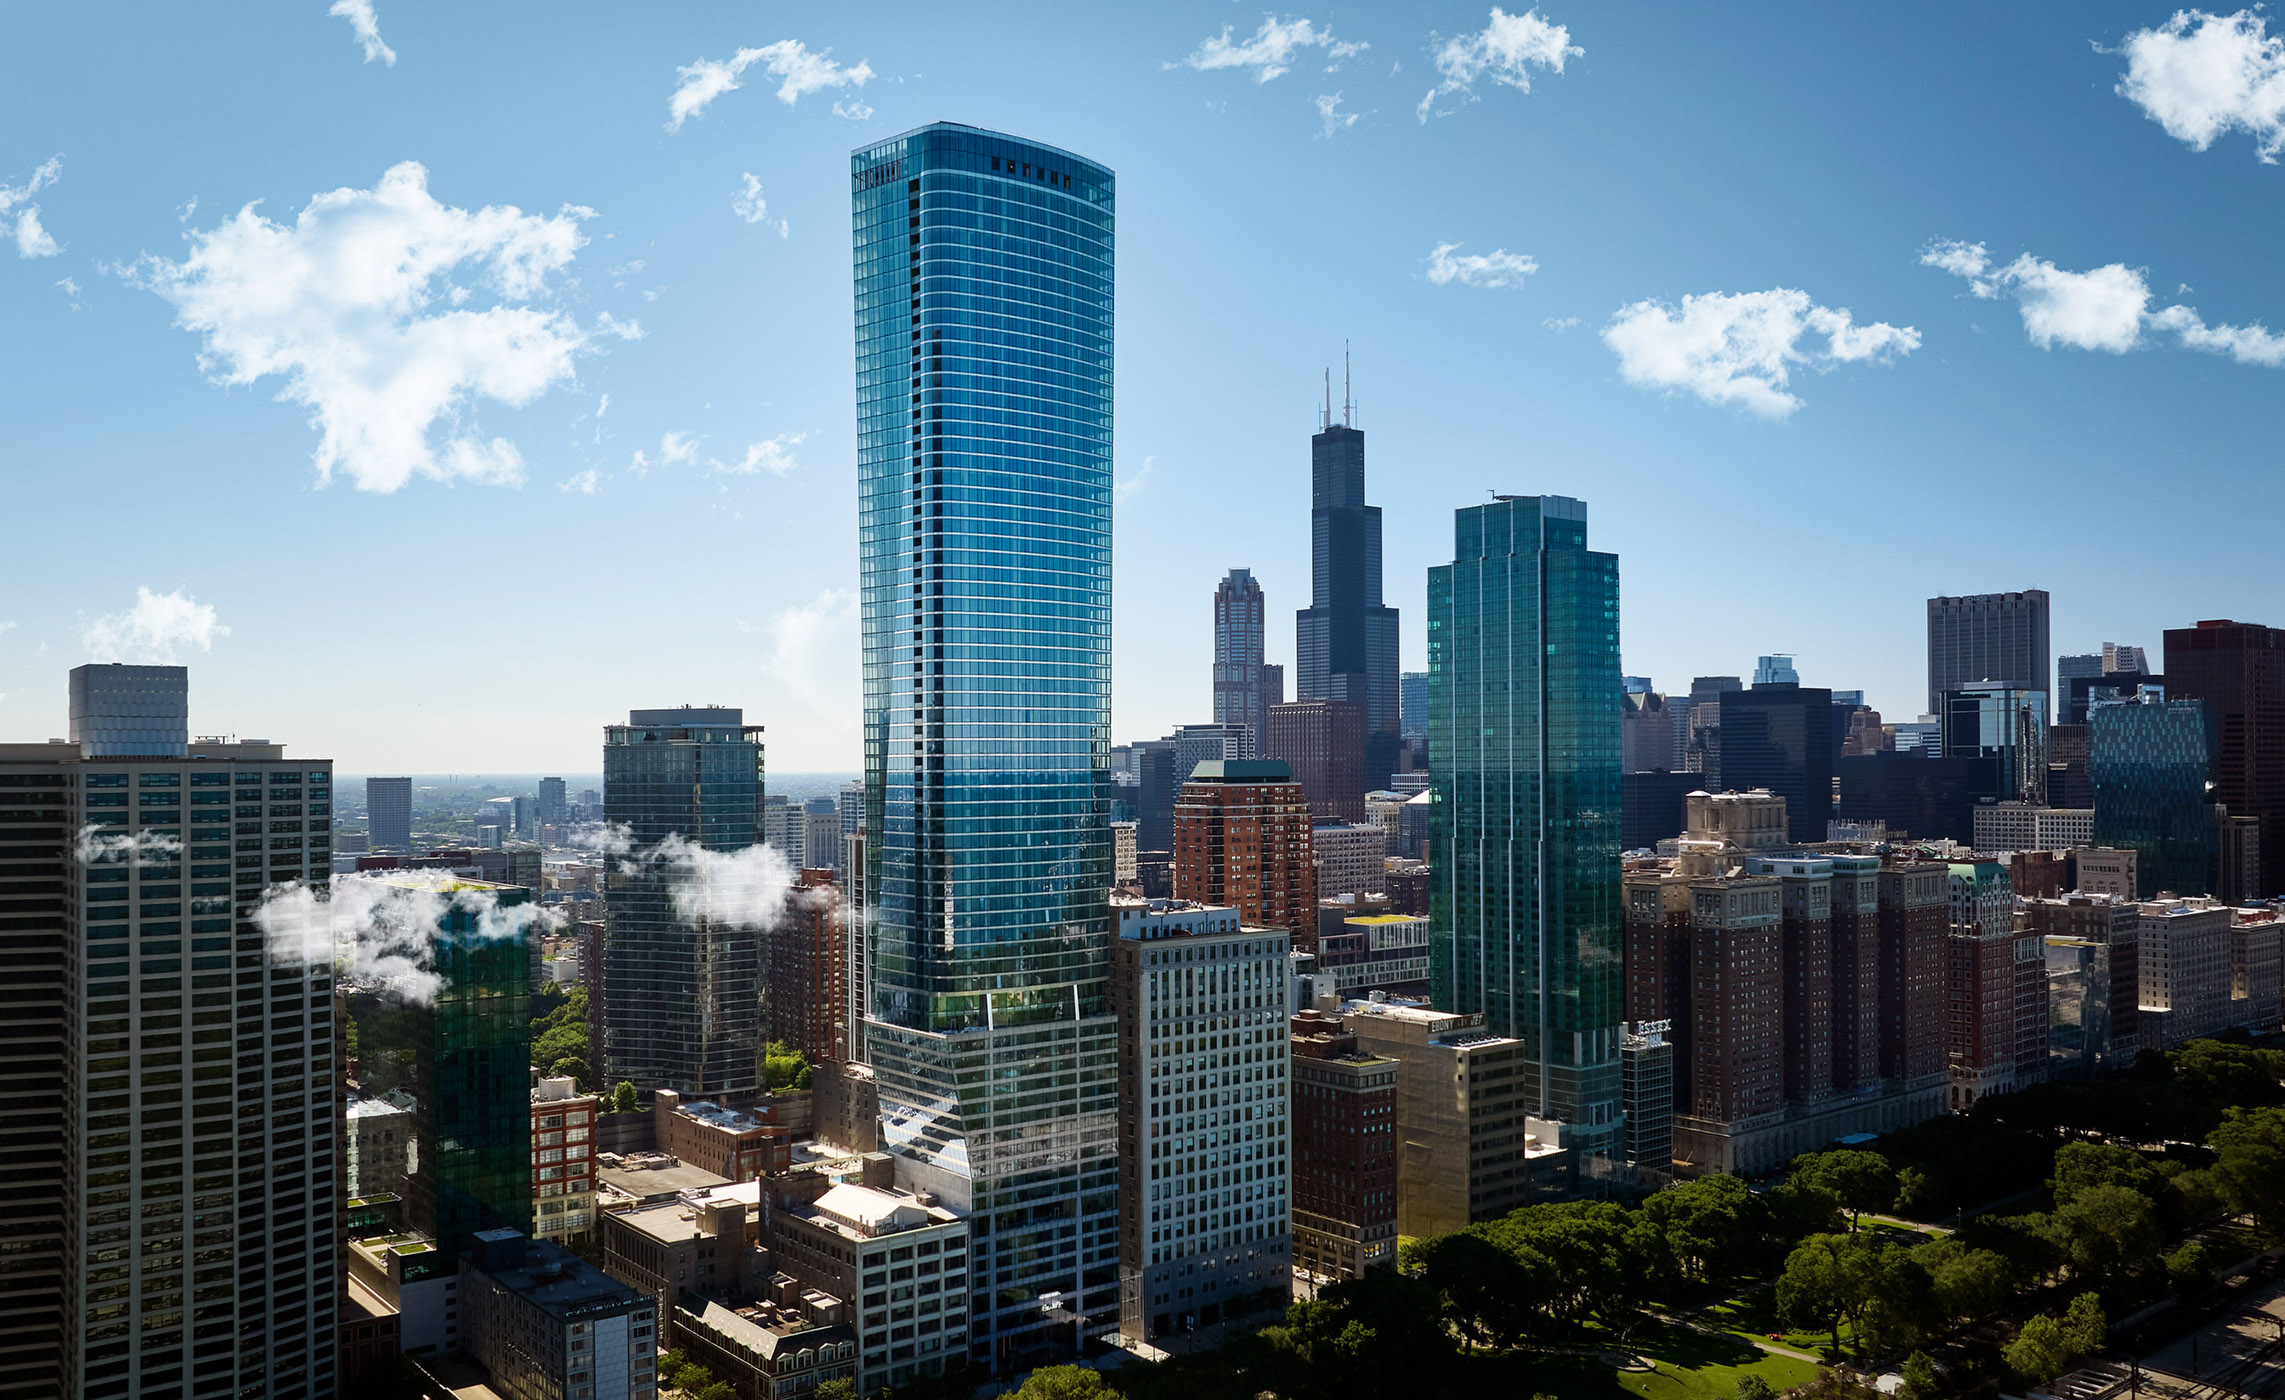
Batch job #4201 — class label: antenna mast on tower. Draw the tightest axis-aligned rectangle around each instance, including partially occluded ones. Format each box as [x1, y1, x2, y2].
[1321, 368, 1331, 432]
[1342, 341, 1352, 428]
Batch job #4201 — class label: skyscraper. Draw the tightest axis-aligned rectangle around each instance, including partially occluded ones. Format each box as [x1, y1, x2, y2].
[1427, 495, 1624, 1175]
[1171, 759, 1317, 943]
[2090, 694, 2213, 898]
[601, 706, 766, 1095]
[1940, 681, 2050, 805]
[4, 665, 339, 1398]
[1927, 590, 2051, 724]
[1213, 568, 1269, 749]
[368, 774, 412, 851]
[537, 775, 567, 829]
[854, 123, 1117, 1371]
[1713, 683, 1836, 843]
[1752, 654, 1800, 686]
[2164, 619, 2285, 896]
[1296, 386, 1400, 790]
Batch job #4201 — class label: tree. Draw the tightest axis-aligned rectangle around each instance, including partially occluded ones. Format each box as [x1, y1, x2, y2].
[694, 1384, 736, 1400]
[763, 1040, 812, 1092]
[2050, 1142, 2163, 1207]
[1736, 1376, 1776, 1400]
[2062, 1292, 2106, 1357]
[1792, 1150, 1900, 1232]
[1011, 1365, 1114, 1400]
[611, 1080, 638, 1114]
[1900, 1351, 1940, 1400]
[1409, 1229, 1539, 1349]
[1858, 1246, 1938, 1357]
[1639, 1173, 1769, 1286]
[1912, 1239, 2012, 1323]
[1778, 1233, 1874, 1354]
[814, 1383, 859, 1400]
[2208, 1105, 2285, 1231]
[2005, 1299, 2101, 1387]
[1894, 1167, 1930, 1216]
[2044, 1184, 2159, 1290]
[549, 1055, 594, 1092]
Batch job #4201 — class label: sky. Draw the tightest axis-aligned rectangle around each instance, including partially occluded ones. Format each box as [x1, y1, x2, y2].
[5, 2, 2285, 772]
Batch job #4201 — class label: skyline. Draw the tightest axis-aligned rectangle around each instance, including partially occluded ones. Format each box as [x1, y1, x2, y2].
[10, 4, 2285, 771]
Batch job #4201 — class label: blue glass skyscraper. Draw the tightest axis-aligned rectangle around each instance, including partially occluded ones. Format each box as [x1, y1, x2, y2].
[1427, 495, 1625, 1177]
[2090, 695, 2213, 898]
[853, 123, 1116, 1373]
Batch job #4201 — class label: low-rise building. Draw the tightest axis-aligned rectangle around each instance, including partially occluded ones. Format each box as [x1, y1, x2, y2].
[1973, 803, 2095, 853]
[1312, 912, 1429, 999]
[2138, 897, 2238, 1049]
[601, 1184, 770, 1328]
[1341, 998, 1573, 1236]
[767, 1182, 970, 1395]
[346, 1231, 458, 1359]
[533, 1075, 600, 1245]
[2231, 906, 2285, 1034]
[672, 1287, 858, 1400]
[2072, 847, 2139, 899]
[461, 1230, 658, 1400]
[654, 1089, 792, 1182]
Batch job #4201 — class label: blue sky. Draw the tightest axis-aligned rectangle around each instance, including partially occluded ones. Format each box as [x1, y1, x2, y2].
[5, 2, 2285, 772]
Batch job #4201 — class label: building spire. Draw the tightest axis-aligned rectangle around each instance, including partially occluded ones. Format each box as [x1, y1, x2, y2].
[1321, 367, 1331, 432]
[1343, 341, 1352, 428]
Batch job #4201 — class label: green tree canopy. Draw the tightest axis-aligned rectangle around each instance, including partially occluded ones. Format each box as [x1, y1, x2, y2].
[610, 1080, 638, 1114]
[1792, 1150, 1901, 1231]
[2208, 1105, 2285, 1231]
[1011, 1364, 1115, 1400]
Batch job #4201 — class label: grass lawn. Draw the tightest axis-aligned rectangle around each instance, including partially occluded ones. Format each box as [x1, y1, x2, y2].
[1702, 1295, 1855, 1359]
[1476, 1321, 1824, 1400]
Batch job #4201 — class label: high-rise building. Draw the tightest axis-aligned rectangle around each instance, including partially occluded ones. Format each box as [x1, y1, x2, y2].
[1264, 699, 1366, 822]
[854, 122, 1117, 1371]
[1311, 821, 1386, 902]
[2090, 694, 2213, 898]
[1170, 760, 1317, 943]
[537, 775, 568, 830]
[2023, 894, 2140, 1073]
[1713, 684, 1836, 842]
[2057, 653, 2104, 717]
[1942, 682, 2050, 804]
[1214, 569, 1270, 751]
[765, 869, 846, 1063]
[530, 1076, 600, 1247]
[1944, 861, 2043, 1109]
[1398, 670, 1429, 768]
[369, 774, 413, 851]
[804, 795, 843, 874]
[2106, 643, 2151, 675]
[2163, 619, 2285, 896]
[1295, 390, 1400, 789]
[601, 707, 766, 1095]
[2135, 897, 2237, 1049]
[762, 793, 807, 868]
[1172, 722, 1252, 773]
[2, 665, 339, 1398]
[1622, 688, 1684, 774]
[1287, 1010, 1397, 1283]
[1108, 900, 1290, 1348]
[1752, 654, 1800, 686]
[1135, 742, 1178, 856]
[1427, 495, 1624, 1175]
[1927, 590, 2052, 726]
[1683, 675, 1743, 774]
[1972, 803, 2095, 853]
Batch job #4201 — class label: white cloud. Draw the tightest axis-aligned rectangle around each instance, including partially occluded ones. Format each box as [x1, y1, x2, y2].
[1543, 315, 1581, 332]
[1175, 15, 1366, 83]
[558, 469, 600, 495]
[56, 275, 83, 309]
[2113, 9, 2285, 162]
[82, 586, 230, 663]
[0, 156, 63, 259]
[1419, 7, 1580, 122]
[75, 825, 184, 867]
[721, 432, 804, 475]
[259, 871, 545, 1005]
[1923, 238, 2285, 366]
[329, 0, 397, 67]
[732, 173, 789, 236]
[651, 834, 797, 929]
[1114, 454, 1156, 504]
[659, 430, 699, 465]
[1426, 240, 1539, 290]
[832, 98, 875, 121]
[1315, 92, 1360, 137]
[177, 196, 197, 223]
[118, 161, 609, 493]
[666, 40, 874, 131]
[1602, 288, 1919, 419]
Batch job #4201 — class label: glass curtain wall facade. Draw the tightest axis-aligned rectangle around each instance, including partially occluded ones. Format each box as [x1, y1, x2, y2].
[853, 123, 1117, 1373]
[409, 880, 535, 1262]
[601, 708, 767, 1095]
[2090, 698, 2214, 898]
[1427, 496, 1625, 1176]
[1213, 569, 1269, 748]
[1941, 683, 2050, 805]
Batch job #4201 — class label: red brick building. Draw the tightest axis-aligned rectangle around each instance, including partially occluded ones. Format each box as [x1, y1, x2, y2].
[1265, 700, 1366, 823]
[1173, 760, 1319, 946]
[764, 869, 845, 1063]
[1876, 862, 1950, 1085]
[530, 1076, 599, 1244]
[1289, 1011, 1398, 1283]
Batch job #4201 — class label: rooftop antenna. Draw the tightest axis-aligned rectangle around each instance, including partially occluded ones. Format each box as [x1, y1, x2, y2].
[1321, 368, 1331, 432]
[1343, 341, 1352, 428]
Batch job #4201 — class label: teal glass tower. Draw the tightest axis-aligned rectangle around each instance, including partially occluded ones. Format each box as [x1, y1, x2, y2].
[853, 123, 1116, 1373]
[1427, 495, 1625, 1178]
[2090, 695, 2214, 898]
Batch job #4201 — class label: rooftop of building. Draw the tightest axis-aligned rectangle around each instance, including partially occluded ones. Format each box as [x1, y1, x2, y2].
[675, 1294, 852, 1360]
[669, 1097, 777, 1134]
[345, 1093, 412, 1122]
[612, 1181, 764, 1245]
[531, 1076, 594, 1106]
[467, 1233, 646, 1319]
[789, 1183, 963, 1242]
[1184, 759, 1293, 782]
[595, 1153, 734, 1201]
[1343, 913, 1426, 925]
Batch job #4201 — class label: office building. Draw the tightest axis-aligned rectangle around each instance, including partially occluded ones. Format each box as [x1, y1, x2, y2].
[537, 776, 568, 830]
[1135, 742, 1178, 856]
[766, 1181, 970, 1394]
[1621, 769, 1700, 851]
[1619, 1021, 1675, 1176]
[2231, 907, 2284, 1034]
[1973, 803, 2095, 853]
[763, 794, 807, 868]
[1265, 699, 1366, 822]
[348, 1092, 415, 1202]
[2164, 619, 2285, 896]
[1683, 676, 1743, 774]
[1172, 722, 1252, 774]
[1927, 590, 2052, 724]
[530, 1076, 599, 1247]
[1945, 862, 2044, 1109]
[1109, 899, 1291, 1348]
[2023, 894, 2141, 1073]
[1113, 821, 1138, 884]
[1752, 654, 1800, 687]
[1288, 1010, 1397, 1283]
[1313, 911, 1431, 999]
[1342, 1000, 1575, 1235]
[1214, 568, 1270, 749]
[1399, 670, 1429, 770]
[0, 664, 338, 1399]
[1714, 683, 1836, 842]
[855, 122, 1117, 1372]
[802, 797, 842, 875]
[2136, 896, 2236, 1049]
[2090, 694, 2213, 898]
[602, 706, 767, 1095]
[672, 1289, 858, 1400]
[1295, 385, 1401, 789]
[1311, 821, 1385, 901]
[1836, 750, 1999, 844]
[1427, 495, 1624, 1175]
[1942, 682, 2050, 805]
[649, 1090, 791, 1182]
[765, 870, 846, 1063]
[1875, 862, 1951, 1089]
[461, 1230, 657, 1400]
[1622, 687, 1685, 774]
[1170, 760, 1317, 943]
[369, 774, 413, 851]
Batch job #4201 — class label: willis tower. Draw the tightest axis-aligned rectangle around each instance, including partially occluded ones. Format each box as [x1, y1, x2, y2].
[1296, 366, 1400, 787]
